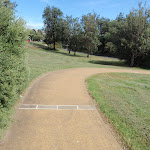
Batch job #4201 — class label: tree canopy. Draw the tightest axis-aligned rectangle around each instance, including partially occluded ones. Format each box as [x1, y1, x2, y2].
[42, 2, 150, 67]
[43, 6, 63, 49]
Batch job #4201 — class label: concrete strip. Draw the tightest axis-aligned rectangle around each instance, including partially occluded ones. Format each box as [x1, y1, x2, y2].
[58, 105, 77, 110]
[78, 105, 96, 110]
[37, 105, 57, 110]
[19, 105, 96, 110]
[20, 104, 37, 109]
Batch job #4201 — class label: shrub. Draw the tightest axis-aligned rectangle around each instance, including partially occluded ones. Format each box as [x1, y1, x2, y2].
[0, 0, 29, 109]
[33, 34, 41, 41]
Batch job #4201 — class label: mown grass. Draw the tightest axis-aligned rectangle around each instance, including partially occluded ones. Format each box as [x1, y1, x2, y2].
[0, 42, 126, 139]
[0, 41, 149, 146]
[87, 73, 150, 150]
[27, 42, 129, 81]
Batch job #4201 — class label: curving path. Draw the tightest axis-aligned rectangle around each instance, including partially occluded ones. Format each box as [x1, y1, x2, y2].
[1, 68, 150, 150]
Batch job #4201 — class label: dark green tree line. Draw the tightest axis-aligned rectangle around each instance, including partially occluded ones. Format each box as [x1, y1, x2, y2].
[103, 3, 150, 67]
[43, 2, 150, 67]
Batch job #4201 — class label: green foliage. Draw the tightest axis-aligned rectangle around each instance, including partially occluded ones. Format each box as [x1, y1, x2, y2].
[60, 15, 72, 48]
[41, 2, 150, 67]
[69, 18, 83, 55]
[28, 29, 36, 41]
[99, 2, 150, 67]
[60, 16, 84, 55]
[104, 19, 125, 55]
[0, 0, 17, 9]
[124, 3, 150, 66]
[97, 17, 110, 54]
[43, 6, 63, 49]
[81, 12, 101, 57]
[33, 34, 41, 41]
[28, 29, 44, 41]
[37, 29, 45, 40]
[0, 0, 28, 138]
[0, 0, 28, 109]
[42, 7, 100, 56]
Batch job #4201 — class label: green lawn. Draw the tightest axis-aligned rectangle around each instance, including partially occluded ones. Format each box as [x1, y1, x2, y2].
[27, 42, 128, 81]
[0, 42, 127, 139]
[87, 73, 150, 150]
[0, 41, 149, 150]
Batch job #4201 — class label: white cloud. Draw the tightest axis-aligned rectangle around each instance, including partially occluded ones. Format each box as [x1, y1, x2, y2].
[26, 21, 44, 29]
[23, 16, 44, 29]
[79, 0, 114, 7]
[41, 0, 49, 3]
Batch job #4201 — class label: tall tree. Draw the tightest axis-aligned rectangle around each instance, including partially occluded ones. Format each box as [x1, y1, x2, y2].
[103, 2, 150, 67]
[124, 2, 150, 66]
[61, 15, 72, 53]
[104, 19, 125, 56]
[43, 6, 63, 49]
[97, 17, 110, 54]
[81, 12, 100, 57]
[69, 18, 83, 55]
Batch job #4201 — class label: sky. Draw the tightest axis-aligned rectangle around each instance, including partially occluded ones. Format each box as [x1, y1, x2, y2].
[12, 0, 150, 29]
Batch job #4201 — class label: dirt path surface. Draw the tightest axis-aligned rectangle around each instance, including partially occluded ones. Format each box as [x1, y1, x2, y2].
[1, 68, 150, 150]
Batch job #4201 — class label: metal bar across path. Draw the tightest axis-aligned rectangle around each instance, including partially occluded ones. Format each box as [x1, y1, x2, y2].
[19, 104, 96, 110]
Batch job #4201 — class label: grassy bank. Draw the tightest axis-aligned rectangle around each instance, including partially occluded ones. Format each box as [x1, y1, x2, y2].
[87, 73, 150, 150]
[0, 42, 126, 139]
[0, 41, 149, 147]
[27, 42, 130, 81]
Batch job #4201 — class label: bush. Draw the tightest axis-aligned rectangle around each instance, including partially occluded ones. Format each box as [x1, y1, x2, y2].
[0, 1, 29, 109]
[33, 34, 41, 41]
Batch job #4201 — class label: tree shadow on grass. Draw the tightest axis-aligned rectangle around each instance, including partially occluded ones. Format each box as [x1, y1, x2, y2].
[140, 66, 150, 70]
[31, 42, 84, 57]
[32, 43, 85, 57]
[90, 60, 150, 70]
[89, 60, 128, 67]
[54, 51, 85, 58]
[31, 42, 54, 50]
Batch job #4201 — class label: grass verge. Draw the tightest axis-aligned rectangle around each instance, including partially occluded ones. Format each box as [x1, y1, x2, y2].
[0, 41, 149, 141]
[87, 73, 150, 150]
[0, 41, 126, 139]
[27, 42, 137, 81]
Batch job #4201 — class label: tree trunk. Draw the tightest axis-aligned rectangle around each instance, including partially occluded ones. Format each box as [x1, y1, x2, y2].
[48, 44, 50, 50]
[53, 42, 56, 50]
[130, 54, 135, 67]
[87, 50, 90, 57]
[68, 50, 70, 54]
[74, 51, 76, 56]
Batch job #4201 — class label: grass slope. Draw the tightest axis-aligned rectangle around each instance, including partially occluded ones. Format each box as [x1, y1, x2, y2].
[0, 42, 126, 139]
[0, 41, 149, 149]
[27, 42, 127, 81]
[87, 73, 150, 150]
